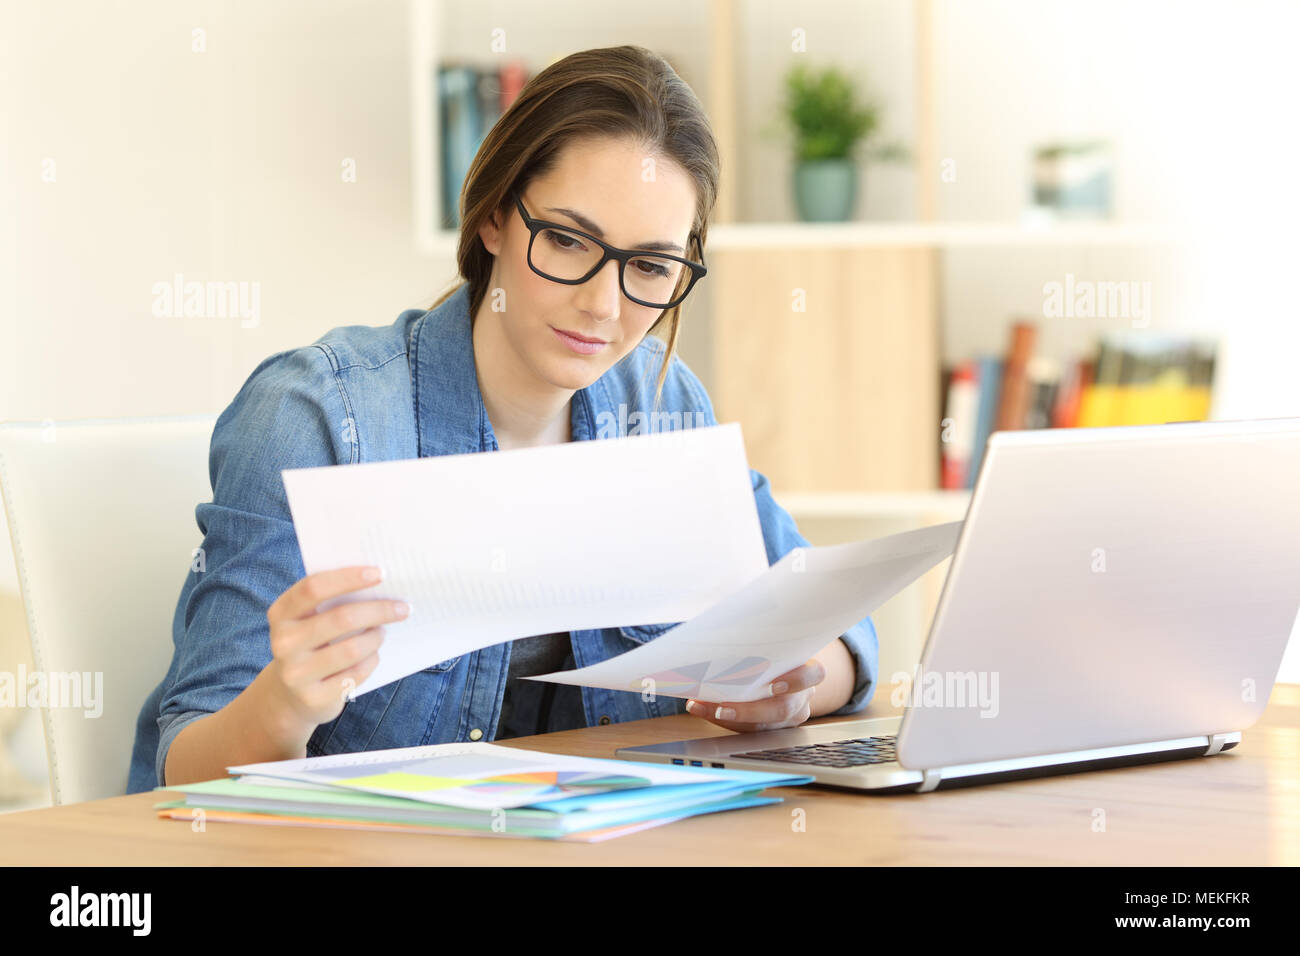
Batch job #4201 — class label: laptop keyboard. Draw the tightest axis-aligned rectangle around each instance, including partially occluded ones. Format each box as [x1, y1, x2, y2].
[729, 735, 898, 768]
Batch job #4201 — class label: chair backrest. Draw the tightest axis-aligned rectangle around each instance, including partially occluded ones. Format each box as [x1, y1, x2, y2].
[0, 415, 217, 804]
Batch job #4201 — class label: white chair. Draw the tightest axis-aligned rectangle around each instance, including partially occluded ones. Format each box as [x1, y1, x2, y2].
[0, 415, 217, 804]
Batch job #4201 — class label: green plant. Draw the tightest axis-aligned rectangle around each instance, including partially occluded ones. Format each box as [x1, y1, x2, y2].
[778, 62, 908, 164]
[1035, 140, 1110, 160]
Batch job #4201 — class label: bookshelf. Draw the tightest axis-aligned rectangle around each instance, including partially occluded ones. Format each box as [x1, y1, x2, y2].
[409, 0, 1200, 501]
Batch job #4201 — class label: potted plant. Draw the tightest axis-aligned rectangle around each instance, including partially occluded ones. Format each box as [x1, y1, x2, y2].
[778, 63, 908, 222]
[1029, 140, 1114, 221]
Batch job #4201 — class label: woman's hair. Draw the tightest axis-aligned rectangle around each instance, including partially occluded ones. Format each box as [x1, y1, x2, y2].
[427, 44, 720, 406]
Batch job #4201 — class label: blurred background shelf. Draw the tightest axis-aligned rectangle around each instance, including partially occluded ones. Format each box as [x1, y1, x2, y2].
[411, 0, 1240, 500]
[420, 221, 1186, 257]
[707, 221, 1186, 249]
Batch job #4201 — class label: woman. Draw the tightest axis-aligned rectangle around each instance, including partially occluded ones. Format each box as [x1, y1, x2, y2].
[128, 45, 878, 793]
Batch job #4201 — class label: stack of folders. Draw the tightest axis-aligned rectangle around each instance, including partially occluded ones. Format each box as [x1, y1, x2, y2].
[153, 742, 813, 843]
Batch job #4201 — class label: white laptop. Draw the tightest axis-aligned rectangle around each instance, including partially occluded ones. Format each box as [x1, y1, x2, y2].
[616, 418, 1300, 793]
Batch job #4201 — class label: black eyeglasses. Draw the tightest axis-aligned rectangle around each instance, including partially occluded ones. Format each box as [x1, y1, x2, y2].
[512, 193, 706, 310]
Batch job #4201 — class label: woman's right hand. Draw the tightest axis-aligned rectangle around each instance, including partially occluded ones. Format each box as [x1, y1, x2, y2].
[263, 566, 410, 734]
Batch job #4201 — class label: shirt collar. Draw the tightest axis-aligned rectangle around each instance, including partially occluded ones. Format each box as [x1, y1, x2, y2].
[410, 282, 597, 458]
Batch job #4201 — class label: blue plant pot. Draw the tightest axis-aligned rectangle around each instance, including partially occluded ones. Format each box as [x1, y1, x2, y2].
[793, 158, 858, 222]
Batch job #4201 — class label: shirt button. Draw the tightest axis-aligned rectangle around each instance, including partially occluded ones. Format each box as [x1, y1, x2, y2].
[469, 728, 483, 740]
[599, 715, 611, 725]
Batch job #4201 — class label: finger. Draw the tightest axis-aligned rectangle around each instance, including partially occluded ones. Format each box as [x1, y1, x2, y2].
[273, 597, 408, 662]
[271, 566, 385, 623]
[305, 598, 410, 647]
[321, 651, 382, 699]
[686, 694, 814, 734]
[299, 626, 386, 683]
[686, 688, 813, 729]
[767, 659, 827, 697]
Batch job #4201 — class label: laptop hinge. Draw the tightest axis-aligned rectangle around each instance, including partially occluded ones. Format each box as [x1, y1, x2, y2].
[1205, 733, 1231, 756]
[917, 769, 942, 793]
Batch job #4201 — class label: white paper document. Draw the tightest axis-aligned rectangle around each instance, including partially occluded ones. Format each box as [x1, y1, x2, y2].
[528, 521, 963, 703]
[227, 741, 764, 810]
[281, 423, 769, 695]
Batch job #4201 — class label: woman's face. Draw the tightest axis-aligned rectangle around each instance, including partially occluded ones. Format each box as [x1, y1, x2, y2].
[476, 136, 699, 392]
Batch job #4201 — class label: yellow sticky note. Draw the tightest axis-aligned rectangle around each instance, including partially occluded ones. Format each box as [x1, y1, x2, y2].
[335, 772, 469, 792]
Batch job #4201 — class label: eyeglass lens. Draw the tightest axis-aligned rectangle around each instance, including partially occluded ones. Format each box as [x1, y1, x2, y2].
[530, 227, 687, 307]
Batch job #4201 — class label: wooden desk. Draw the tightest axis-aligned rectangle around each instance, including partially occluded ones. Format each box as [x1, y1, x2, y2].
[2, 685, 1297, 865]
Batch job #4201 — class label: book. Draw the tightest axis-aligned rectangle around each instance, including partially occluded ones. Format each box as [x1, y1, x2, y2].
[437, 64, 481, 229]
[940, 325, 1217, 455]
[940, 360, 979, 489]
[994, 321, 1038, 430]
[436, 61, 531, 229]
[1024, 356, 1061, 430]
[1051, 358, 1090, 428]
[1077, 334, 1218, 426]
[155, 791, 780, 843]
[959, 356, 1004, 489]
[153, 743, 813, 841]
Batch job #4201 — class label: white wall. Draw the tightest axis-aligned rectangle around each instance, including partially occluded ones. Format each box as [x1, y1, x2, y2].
[0, 0, 465, 587]
[2, 1, 459, 426]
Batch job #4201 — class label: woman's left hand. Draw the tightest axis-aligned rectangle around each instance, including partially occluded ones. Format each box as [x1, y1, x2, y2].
[683, 658, 827, 733]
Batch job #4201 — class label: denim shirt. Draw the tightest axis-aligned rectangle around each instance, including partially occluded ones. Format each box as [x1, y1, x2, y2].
[126, 282, 879, 793]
